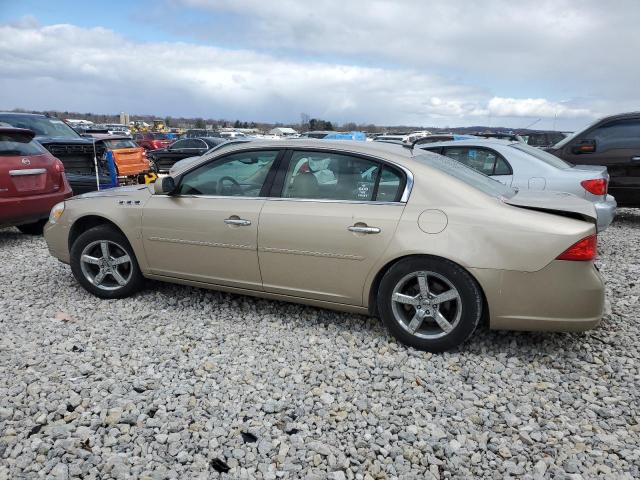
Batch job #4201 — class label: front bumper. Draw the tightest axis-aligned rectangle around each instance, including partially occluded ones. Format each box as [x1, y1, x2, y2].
[471, 260, 604, 332]
[594, 194, 617, 231]
[43, 220, 71, 264]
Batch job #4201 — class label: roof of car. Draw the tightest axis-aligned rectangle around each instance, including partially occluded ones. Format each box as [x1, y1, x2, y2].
[0, 112, 47, 118]
[416, 138, 518, 148]
[597, 111, 640, 122]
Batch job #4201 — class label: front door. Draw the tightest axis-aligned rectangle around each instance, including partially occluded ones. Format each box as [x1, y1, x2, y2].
[560, 118, 640, 206]
[258, 150, 406, 305]
[141, 149, 281, 289]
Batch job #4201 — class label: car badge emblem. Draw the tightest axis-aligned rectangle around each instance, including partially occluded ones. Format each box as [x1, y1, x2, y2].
[21, 158, 31, 166]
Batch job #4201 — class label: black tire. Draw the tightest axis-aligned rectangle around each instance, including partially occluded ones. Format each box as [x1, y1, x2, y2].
[17, 219, 47, 235]
[377, 257, 482, 352]
[70, 225, 144, 299]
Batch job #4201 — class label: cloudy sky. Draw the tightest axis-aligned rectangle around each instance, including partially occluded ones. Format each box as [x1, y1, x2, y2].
[1, 0, 638, 129]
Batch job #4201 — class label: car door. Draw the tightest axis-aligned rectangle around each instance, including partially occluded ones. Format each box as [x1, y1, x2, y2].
[257, 149, 407, 305]
[141, 149, 282, 289]
[559, 118, 640, 205]
[442, 146, 513, 186]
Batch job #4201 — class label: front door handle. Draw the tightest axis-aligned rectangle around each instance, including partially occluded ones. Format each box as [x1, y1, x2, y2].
[348, 225, 381, 234]
[631, 156, 640, 162]
[224, 217, 251, 226]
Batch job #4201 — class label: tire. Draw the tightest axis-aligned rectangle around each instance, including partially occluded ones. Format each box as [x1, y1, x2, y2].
[70, 225, 144, 299]
[377, 257, 482, 352]
[17, 219, 47, 235]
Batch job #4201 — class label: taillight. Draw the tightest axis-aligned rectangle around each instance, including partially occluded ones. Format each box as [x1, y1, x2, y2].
[54, 159, 65, 173]
[581, 178, 607, 196]
[556, 234, 597, 261]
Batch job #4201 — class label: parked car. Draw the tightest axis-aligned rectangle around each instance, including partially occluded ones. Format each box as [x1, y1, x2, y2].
[0, 126, 72, 233]
[518, 131, 567, 148]
[44, 140, 603, 352]
[413, 134, 477, 146]
[373, 134, 406, 144]
[148, 137, 228, 173]
[546, 112, 640, 207]
[471, 132, 526, 142]
[183, 129, 215, 139]
[299, 131, 334, 139]
[169, 139, 252, 175]
[90, 135, 152, 184]
[420, 139, 616, 231]
[0, 113, 116, 194]
[133, 132, 173, 151]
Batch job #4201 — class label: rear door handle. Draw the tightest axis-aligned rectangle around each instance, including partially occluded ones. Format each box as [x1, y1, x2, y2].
[631, 156, 640, 162]
[224, 217, 251, 226]
[348, 225, 381, 234]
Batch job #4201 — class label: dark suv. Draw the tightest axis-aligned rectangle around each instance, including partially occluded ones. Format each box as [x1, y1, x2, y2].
[0, 113, 115, 195]
[546, 112, 640, 207]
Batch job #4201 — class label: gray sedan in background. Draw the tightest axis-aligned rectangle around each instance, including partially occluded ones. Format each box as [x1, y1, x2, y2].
[420, 139, 616, 231]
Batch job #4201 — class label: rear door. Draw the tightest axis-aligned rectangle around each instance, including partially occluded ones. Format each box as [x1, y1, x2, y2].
[559, 118, 640, 205]
[257, 149, 407, 305]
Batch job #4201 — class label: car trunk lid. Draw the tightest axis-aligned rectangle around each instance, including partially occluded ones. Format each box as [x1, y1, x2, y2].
[502, 190, 598, 224]
[0, 153, 62, 197]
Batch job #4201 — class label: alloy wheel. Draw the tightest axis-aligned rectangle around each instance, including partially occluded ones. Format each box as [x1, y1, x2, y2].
[79, 240, 133, 291]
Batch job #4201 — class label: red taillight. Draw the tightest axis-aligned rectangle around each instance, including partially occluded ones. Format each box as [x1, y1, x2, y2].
[581, 178, 607, 196]
[54, 159, 65, 173]
[556, 234, 597, 261]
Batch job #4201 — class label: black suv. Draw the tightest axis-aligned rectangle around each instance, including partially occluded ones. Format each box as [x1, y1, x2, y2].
[546, 112, 640, 207]
[0, 113, 114, 195]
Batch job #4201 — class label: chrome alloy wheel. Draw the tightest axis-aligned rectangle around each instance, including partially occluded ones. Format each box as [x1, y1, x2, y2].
[79, 240, 133, 291]
[391, 270, 462, 339]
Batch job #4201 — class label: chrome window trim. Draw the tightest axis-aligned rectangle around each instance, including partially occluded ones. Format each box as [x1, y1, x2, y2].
[165, 194, 404, 206]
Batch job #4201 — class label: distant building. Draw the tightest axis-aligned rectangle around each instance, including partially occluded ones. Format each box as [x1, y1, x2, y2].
[269, 127, 298, 137]
[119, 112, 130, 125]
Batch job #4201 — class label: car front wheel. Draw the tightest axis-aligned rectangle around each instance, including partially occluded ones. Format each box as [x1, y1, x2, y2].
[377, 257, 482, 352]
[70, 225, 144, 299]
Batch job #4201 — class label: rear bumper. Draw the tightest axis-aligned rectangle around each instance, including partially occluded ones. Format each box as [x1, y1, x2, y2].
[470, 260, 604, 332]
[594, 194, 617, 231]
[0, 187, 72, 227]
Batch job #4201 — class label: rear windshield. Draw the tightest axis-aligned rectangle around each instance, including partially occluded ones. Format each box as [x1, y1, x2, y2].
[0, 133, 45, 156]
[510, 143, 572, 169]
[104, 139, 138, 149]
[0, 115, 80, 139]
[413, 152, 516, 198]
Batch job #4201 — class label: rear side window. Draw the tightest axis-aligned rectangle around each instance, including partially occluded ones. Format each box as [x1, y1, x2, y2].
[443, 147, 511, 176]
[0, 133, 45, 156]
[282, 151, 403, 202]
[510, 143, 572, 169]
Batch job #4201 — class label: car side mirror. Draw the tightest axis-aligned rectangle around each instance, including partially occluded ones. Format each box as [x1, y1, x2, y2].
[571, 139, 596, 154]
[154, 176, 176, 195]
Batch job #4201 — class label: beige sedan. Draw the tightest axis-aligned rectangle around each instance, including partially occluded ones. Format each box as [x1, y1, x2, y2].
[44, 140, 604, 351]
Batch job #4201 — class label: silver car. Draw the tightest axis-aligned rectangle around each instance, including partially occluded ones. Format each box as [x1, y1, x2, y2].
[420, 139, 616, 231]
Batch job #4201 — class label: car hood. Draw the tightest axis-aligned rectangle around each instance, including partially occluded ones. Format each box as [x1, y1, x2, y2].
[502, 190, 597, 223]
[70, 185, 151, 200]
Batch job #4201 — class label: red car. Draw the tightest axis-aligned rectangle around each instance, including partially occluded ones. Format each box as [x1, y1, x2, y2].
[133, 132, 173, 151]
[0, 127, 72, 234]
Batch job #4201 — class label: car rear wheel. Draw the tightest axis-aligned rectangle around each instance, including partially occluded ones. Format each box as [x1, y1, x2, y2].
[377, 257, 482, 352]
[17, 219, 47, 235]
[70, 225, 144, 299]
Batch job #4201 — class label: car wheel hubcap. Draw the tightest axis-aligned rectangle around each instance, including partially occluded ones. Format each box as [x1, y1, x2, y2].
[391, 270, 462, 339]
[80, 240, 132, 291]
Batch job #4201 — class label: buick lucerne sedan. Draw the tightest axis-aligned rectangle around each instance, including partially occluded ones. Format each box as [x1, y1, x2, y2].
[44, 140, 604, 351]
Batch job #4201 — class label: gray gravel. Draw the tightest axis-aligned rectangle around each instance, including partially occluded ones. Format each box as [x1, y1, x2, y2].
[1, 210, 639, 479]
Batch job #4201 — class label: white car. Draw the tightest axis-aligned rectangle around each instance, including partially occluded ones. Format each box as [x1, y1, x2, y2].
[419, 138, 616, 231]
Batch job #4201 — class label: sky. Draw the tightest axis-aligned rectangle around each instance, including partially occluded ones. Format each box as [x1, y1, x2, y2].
[0, 0, 638, 130]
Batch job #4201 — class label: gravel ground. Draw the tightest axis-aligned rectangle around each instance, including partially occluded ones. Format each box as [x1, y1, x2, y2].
[1, 210, 639, 480]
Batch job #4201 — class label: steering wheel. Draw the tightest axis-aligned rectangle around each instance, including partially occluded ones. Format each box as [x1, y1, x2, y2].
[217, 176, 243, 196]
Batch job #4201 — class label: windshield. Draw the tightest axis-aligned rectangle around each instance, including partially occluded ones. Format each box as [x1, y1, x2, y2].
[0, 132, 45, 156]
[510, 143, 572, 169]
[0, 115, 81, 139]
[413, 152, 516, 198]
[104, 139, 138, 149]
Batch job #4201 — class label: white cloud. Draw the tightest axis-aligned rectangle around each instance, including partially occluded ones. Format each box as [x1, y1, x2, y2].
[0, 19, 609, 128]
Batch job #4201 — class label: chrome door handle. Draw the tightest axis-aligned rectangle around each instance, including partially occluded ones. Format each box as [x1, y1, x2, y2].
[631, 156, 640, 161]
[348, 225, 381, 234]
[224, 218, 251, 226]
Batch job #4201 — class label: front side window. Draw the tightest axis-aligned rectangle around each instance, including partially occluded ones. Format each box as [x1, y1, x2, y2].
[589, 119, 640, 151]
[177, 150, 279, 197]
[170, 140, 188, 149]
[443, 147, 510, 176]
[282, 151, 403, 202]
